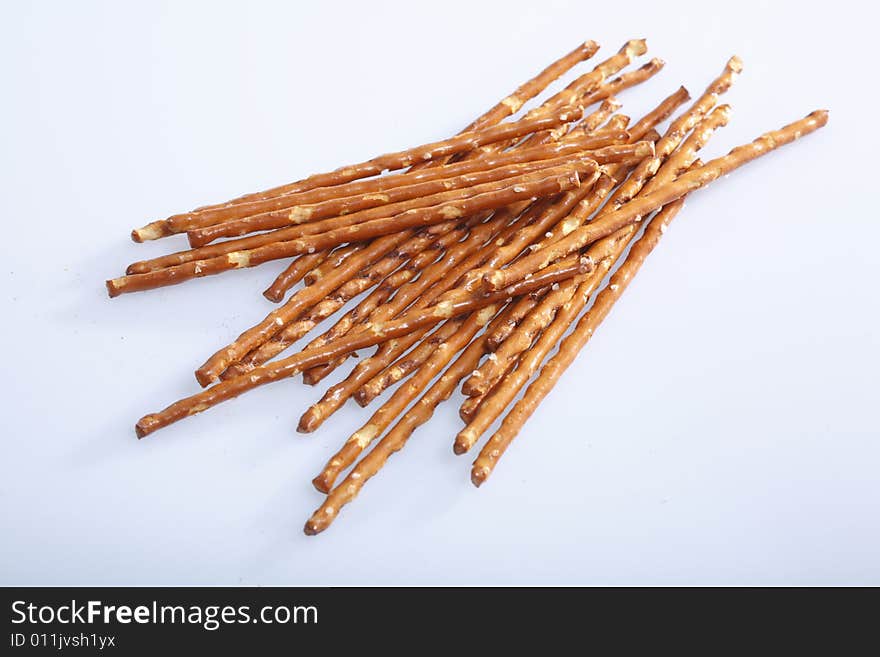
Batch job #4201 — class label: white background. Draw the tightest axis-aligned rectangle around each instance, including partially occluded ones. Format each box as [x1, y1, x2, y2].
[1, 0, 877, 585]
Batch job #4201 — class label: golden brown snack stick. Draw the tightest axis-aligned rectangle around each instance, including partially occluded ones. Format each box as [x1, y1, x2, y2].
[468, 59, 734, 296]
[462, 278, 577, 398]
[294, 170, 604, 430]
[470, 114, 830, 468]
[295, 206, 509, 385]
[459, 394, 484, 424]
[183, 149, 610, 246]
[125, 134, 630, 277]
[578, 98, 622, 133]
[153, 131, 619, 243]
[261, 251, 329, 303]
[460, 351, 519, 423]
[627, 87, 691, 142]
[137, 38, 599, 239]
[312, 307, 495, 493]
[469, 106, 732, 410]
[302, 303, 519, 534]
[301, 244, 362, 286]
[580, 58, 665, 108]
[484, 110, 829, 293]
[478, 58, 762, 292]
[227, 226, 472, 380]
[471, 197, 687, 485]
[107, 168, 583, 300]
[201, 232, 412, 386]
[459, 102, 793, 455]
[292, 196, 543, 394]
[131, 102, 587, 241]
[461, 40, 646, 163]
[229, 201, 517, 381]
[543, 40, 647, 111]
[135, 254, 593, 438]
[351, 316, 465, 406]
[463, 40, 599, 131]
[225, 223, 475, 379]
[484, 287, 551, 352]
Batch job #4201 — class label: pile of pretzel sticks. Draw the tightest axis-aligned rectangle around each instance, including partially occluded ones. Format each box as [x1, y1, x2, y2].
[108, 39, 828, 534]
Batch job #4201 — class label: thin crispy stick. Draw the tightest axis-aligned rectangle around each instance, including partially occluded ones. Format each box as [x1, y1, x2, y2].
[478, 58, 757, 292]
[292, 207, 514, 383]
[579, 58, 665, 107]
[294, 169, 604, 430]
[219, 178, 569, 384]
[144, 45, 610, 394]
[261, 251, 329, 303]
[463, 105, 732, 400]
[132, 103, 588, 241]
[293, 192, 572, 390]
[302, 243, 362, 285]
[107, 167, 583, 299]
[304, 304, 516, 526]
[294, 211, 524, 387]
[340, 103, 824, 418]
[464, 107, 825, 461]
[224, 219, 483, 379]
[135, 253, 593, 438]
[491, 39, 647, 152]
[263, 242, 363, 304]
[343, 122, 668, 407]
[470, 197, 688, 485]
[125, 133, 627, 276]
[312, 306, 500, 493]
[485, 287, 552, 352]
[131, 39, 599, 241]
[354, 286, 551, 407]
[184, 146, 625, 246]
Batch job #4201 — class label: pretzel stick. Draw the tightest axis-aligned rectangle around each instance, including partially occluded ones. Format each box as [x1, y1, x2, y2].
[224, 220, 480, 379]
[330, 117, 643, 407]
[301, 244, 362, 286]
[261, 252, 329, 303]
[484, 287, 552, 352]
[294, 169, 605, 430]
[302, 303, 519, 533]
[579, 58, 665, 107]
[466, 105, 733, 406]
[166, 129, 620, 246]
[263, 243, 363, 303]
[353, 285, 550, 407]
[131, 104, 588, 243]
[225, 184, 541, 382]
[125, 135, 628, 277]
[107, 167, 584, 299]
[463, 40, 599, 130]
[294, 209, 511, 384]
[312, 306, 499, 493]
[474, 42, 643, 162]
[458, 99, 715, 397]
[135, 253, 592, 438]
[345, 126, 645, 404]
[456, 104, 738, 439]
[132, 38, 599, 241]
[477, 60, 765, 292]
[460, 103, 792, 456]
[184, 145, 624, 245]
[459, 394, 484, 424]
[245, 227, 469, 380]
[293, 190, 555, 389]
[470, 197, 688, 485]
[461, 279, 575, 398]
[251, 50, 606, 355]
